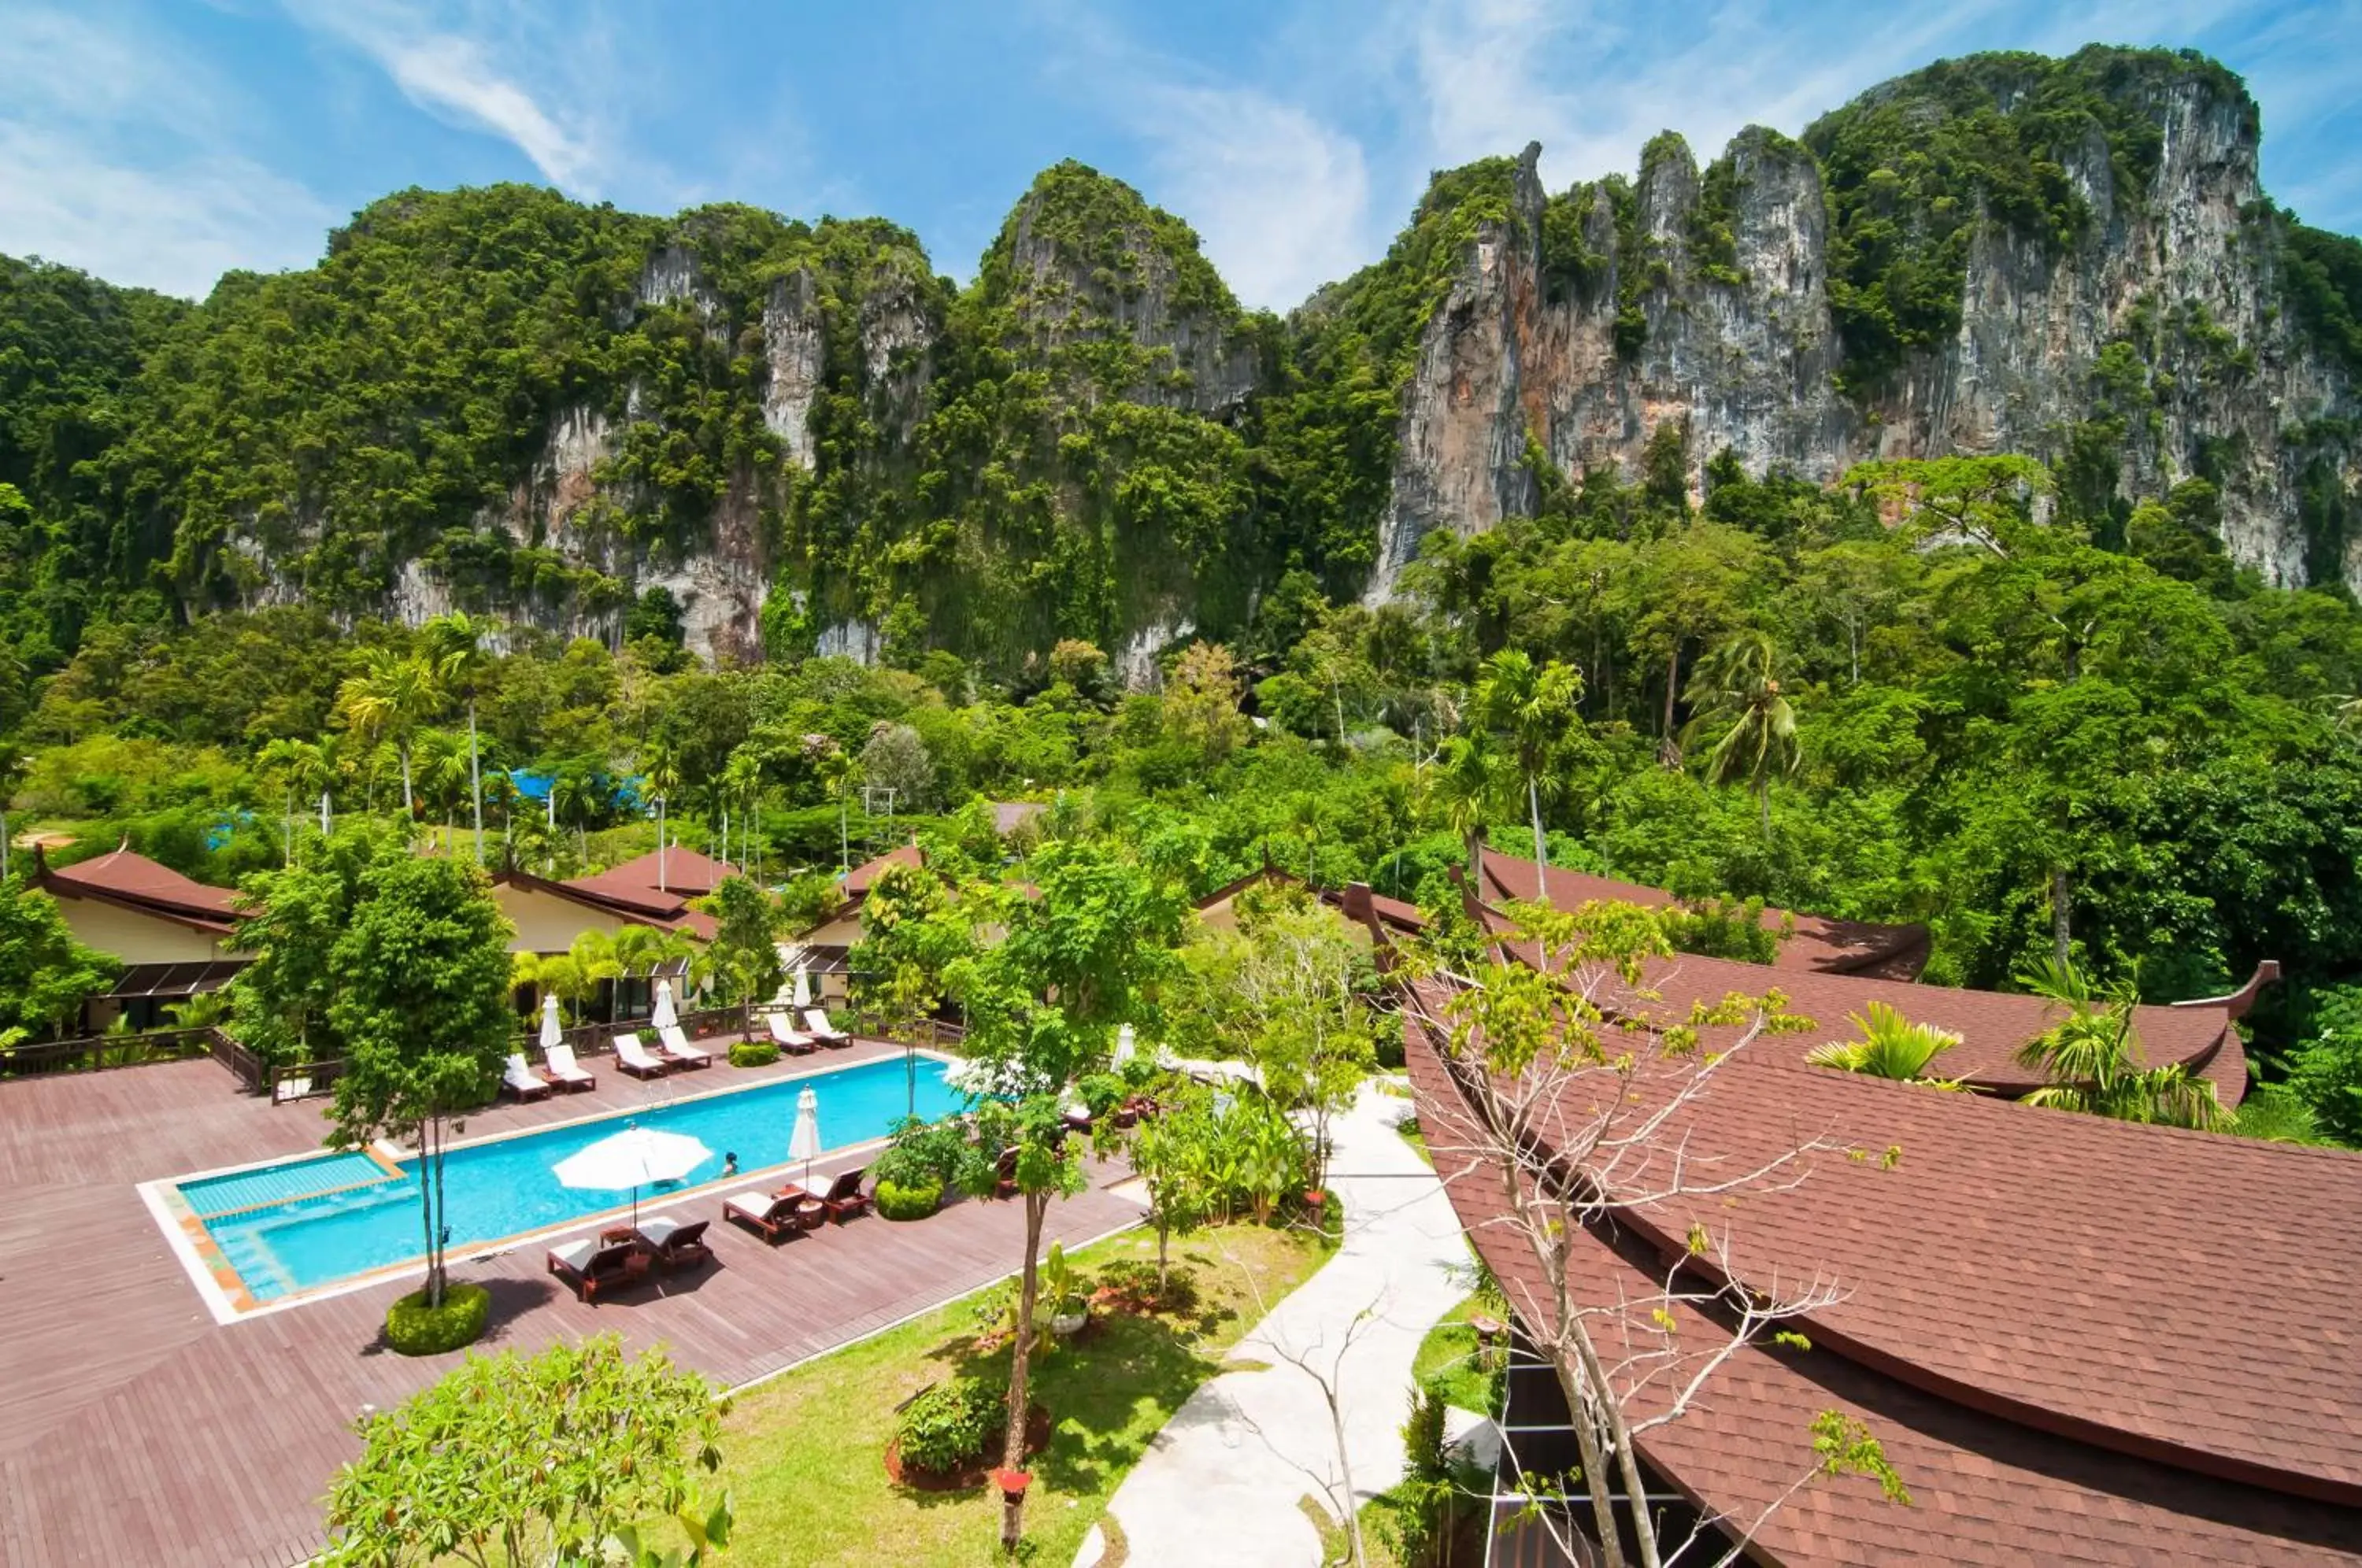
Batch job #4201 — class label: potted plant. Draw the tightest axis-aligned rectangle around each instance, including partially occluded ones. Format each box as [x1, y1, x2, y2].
[1042, 1241, 1090, 1337]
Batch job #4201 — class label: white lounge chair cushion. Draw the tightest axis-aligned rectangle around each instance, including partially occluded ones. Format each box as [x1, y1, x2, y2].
[661, 1026, 712, 1058]
[614, 1034, 664, 1066]
[638, 1215, 683, 1246]
[802, 1009, 846, 1038]
[544, 1045, 592, 1079]
[768, 1015, 814, 1047]
[723, 1190, 778, 1219]
[503, 1054, 542, 1085]
[549, 1237, 598, 1270]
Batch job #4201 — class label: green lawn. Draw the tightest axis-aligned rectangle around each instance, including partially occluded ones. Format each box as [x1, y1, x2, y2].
[708, 1220, 1332, 1566]
[1411, 1294, 1504, 1419]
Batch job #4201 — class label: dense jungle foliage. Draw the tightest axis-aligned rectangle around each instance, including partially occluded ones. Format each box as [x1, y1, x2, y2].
[7, 46, 2362, 1144]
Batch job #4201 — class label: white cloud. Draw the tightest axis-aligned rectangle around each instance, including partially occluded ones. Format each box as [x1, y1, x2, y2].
[1135, 86, 1375, 311]
[0, 6, 335, 295]
[283, 0, 603, 190]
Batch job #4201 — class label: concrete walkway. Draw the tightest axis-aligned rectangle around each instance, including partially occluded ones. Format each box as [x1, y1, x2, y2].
[1080, 1080, 1469, 1567]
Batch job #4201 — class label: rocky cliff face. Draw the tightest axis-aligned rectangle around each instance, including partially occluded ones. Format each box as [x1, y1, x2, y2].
[1366, 70, 2361, 599]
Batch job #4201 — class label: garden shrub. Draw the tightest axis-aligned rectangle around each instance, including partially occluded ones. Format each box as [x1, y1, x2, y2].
[727, 1039, 780, 1067]
[894, 1379, 1001, 1474]
[874, 1114, 971, 1189]
[383, 1282, 490, 1355]
[876, 1178, 942, 1220]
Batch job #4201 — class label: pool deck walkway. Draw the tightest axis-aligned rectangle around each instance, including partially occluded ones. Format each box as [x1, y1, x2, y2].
[0, 1040, 1144, 1568]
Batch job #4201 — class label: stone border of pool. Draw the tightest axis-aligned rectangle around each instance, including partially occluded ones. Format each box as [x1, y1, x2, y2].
[138, 1048, 961, 1325]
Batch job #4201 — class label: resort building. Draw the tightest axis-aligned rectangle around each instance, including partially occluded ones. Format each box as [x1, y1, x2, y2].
[1457, 878, 2261, 1104]
[33, 845, 248, 1031]
[1473, 845, 1932, 979]
[783, 843, 923, 1004]
[1402, 980, 2362, 1564]
[491, 844, 727, 1019]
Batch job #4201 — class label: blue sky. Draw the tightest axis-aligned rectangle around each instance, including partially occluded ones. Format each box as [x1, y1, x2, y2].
[6, 0, 2358, 307]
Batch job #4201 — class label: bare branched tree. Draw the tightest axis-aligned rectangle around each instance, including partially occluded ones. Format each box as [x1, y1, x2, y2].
[1394, 900, 1908, 1568]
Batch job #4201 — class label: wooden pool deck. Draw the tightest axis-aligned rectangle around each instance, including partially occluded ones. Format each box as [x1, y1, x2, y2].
[0, 1041, 1144, 1567]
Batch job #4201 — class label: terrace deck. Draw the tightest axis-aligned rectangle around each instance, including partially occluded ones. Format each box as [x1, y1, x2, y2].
[0, 1040, 1143, 1567]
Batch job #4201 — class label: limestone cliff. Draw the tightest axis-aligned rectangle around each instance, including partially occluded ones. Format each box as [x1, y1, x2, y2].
[1364, 52, 2362, 598]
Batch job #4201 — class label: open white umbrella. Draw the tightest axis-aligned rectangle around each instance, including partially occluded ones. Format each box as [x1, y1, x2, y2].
[787, 1087, 822, 1188]
[539, 993, 563, 1050]
[553, 1123, 711, 1228]
[651, 978, 678, 1031]
[793, 966, 813, 1009]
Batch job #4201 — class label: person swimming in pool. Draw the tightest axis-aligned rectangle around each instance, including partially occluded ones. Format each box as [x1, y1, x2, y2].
[722, 1152, 739, 1177]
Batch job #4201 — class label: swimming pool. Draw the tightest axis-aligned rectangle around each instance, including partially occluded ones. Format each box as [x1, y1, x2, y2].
[166, 1054, 962, 1306]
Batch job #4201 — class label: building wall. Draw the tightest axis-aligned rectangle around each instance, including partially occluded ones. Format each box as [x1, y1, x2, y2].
[55, 897, 234, 963]
[497, 883, 636, 953]
[800, 911, 864, 948]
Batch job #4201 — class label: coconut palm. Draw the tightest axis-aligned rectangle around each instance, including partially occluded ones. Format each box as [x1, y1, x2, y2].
[1680, 630, 1799, 841]
[336, 647, 439, 820]
[1475, 649, 1586, 882]
[421, 613, 496, 864]
[1427, 734, 1509, 878]
[2012, 956, 2230, 1131]
[1804, 1002, 1964, 1085]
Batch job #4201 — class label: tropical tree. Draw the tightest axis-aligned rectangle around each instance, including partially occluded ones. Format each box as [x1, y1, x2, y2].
[327, 856, 516, 1309]
[320, 1335, 731, 1568]
[1475, 649, 1586, 878]
[699, 876, 783, 1030]
[1803, 1001, 1964, 1085]
[1680, 629, 1800, 841]
[1129, 1087, 1218, 1293]
[422, 612, 496, 864]
[0, 881, 116, 1041]
[336, 648, 440, 820]
[1163, 641, 1248, 767]
[1427, 734, 1509, 877]
[946, 838, 1189, 1555]
[2012, 957, 2230, 1130]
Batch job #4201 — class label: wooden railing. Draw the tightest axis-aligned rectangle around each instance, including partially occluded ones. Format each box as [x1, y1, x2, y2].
[0, 1026, 228, 1080]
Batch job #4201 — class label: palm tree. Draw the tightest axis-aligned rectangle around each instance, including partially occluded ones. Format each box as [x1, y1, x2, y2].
[412, 730, 473, 845]
[1804, 1002, 1964, 1085]
[1427, 735, 1509, 878]
[336, 648, 439, 820]
[2012, 956, 2230, 1130]
[422, 613, 495, 864]
[1475, 649, 1585, 882]
[1679, 630, 1799, 841]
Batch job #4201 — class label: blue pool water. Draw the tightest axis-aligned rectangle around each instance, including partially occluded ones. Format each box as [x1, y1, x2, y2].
[178, 1056, 961, 1302]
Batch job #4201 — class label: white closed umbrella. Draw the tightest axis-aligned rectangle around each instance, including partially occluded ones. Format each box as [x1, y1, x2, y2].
[787, 1087, 822, 1187]
[651, 978, 678, 1030]
[553, 1123, 710, 1228]
[793, 966, 813, 1008]
[539, 993, 562, 1049]
[1113, 1023, 1136, 1068]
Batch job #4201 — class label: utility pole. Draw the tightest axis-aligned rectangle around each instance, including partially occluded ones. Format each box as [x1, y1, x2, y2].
[656, 793, 668, 891]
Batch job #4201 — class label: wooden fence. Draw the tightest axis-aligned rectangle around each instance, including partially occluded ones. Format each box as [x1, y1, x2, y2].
[0, 1026, 228, 1081]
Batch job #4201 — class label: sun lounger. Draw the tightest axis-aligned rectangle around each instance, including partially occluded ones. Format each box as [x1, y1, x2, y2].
[723, 1189, 824, 1243]
[546, 1237, 653, 1304]
[657, 1024, 715, 1069]
[801, 1008, 850, 1045]
[779, 1167, 874, 1223]
[502, 1052, 553, 1102]
[767, 1013, 818, 1054]
[994, 1146, 1020, 1197]
[635, 1215, 714, 1271]
[271, 1074, 313, 1105]
[612, 1033, 671, 1079]
[542, 1042, 596, 1091]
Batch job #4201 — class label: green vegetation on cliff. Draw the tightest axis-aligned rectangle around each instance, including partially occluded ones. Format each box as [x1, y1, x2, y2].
[1805, 45, 2249, 388]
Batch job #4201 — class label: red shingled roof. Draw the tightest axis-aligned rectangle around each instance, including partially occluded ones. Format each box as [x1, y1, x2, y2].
[1477, 847, 1931, 979]
[1402, 990, 2362, 1562]
[39, 847, 239, 933]
[1461, 885, 2249, 1106]
[594, 845, 736, 897]
[842, 841, 924, 898]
